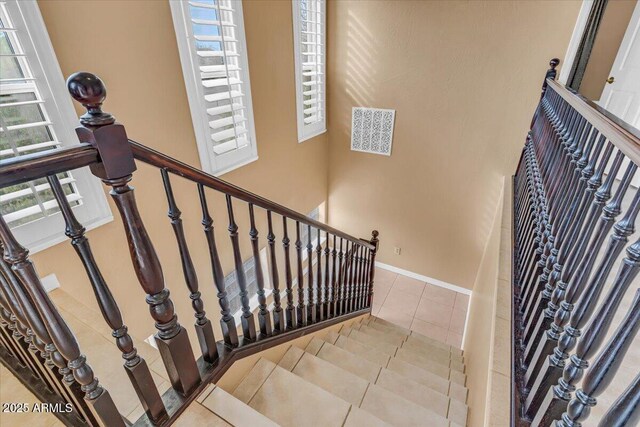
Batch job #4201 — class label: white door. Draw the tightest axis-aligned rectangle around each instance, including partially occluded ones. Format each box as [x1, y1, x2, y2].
[598, 0, 640, 186]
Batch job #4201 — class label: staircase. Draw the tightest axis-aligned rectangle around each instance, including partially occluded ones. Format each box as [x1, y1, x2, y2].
[7, 286, 468, 426]
[195, 316, 469, 427]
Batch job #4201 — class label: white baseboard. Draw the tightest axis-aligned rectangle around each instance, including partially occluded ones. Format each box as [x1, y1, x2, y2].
[40, 273, 60, 293]
[375, 262, 472, 295]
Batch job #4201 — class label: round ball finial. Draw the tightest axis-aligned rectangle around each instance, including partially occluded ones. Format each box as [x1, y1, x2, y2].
[549, 58, 560, 69]
[371, 230, 379, 238]
[66, 72, 115, 126]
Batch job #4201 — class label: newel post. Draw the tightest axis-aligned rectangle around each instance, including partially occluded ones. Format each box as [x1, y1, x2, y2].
[67, 72, 200, 395]
[366, 231, 379, 308]
[541, 58, 560, 99]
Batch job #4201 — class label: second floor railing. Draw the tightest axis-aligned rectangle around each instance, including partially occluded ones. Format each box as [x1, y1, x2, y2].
[512, 59, 640, 427]
[0, 72, 379, 426]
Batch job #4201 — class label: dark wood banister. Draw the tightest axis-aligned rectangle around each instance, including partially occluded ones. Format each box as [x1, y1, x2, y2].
[0, 143, 99, 187]
[130, 139, 375, 250]
[546, 78, 640, 164]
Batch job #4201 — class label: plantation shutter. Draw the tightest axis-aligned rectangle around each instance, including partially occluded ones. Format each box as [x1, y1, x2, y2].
[0, 1, 81, 227]
[293, 0, 326, 142]
[171, 0, 258, 175]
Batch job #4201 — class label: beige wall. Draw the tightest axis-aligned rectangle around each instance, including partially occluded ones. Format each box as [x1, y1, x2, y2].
[34, 0, 328, 344]
[463, 181, 503, 427]
[580, 0, 636, 101]
[326, 0, 581, 290]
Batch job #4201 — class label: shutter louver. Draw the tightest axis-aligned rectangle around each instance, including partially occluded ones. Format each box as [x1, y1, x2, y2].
[0, 2, 81, 227]
[179, 0, 255, 164]
[293, 0, 326, 142]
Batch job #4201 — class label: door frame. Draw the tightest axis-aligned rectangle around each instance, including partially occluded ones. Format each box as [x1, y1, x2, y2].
[559, 0, 595, 85]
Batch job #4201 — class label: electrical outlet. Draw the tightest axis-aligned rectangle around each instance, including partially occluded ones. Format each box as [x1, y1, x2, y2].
[394, 247, 401, 255]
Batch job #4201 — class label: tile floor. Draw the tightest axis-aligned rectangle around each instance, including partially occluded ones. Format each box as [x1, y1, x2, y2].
[371, 268, 469, 348]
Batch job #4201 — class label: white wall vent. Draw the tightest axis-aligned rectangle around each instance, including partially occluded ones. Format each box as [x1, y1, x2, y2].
[351, 107, 396, 156]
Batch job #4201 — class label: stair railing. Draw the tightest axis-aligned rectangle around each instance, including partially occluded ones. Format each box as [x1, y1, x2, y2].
[512, 59, 640, 426]
[0, 72, 379, 426]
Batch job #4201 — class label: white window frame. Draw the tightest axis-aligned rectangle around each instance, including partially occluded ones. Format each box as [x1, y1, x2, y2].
[170, 0, 259, 176]
[292, 0, 326, 143]
[0, 0, 112, 254]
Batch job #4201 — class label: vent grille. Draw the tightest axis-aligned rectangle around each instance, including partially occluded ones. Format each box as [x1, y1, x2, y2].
[351, 107, 395, 156]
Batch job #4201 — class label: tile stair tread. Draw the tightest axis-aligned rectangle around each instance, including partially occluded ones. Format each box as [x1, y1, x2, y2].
[401, 337, 465, 363]
[356, 325, 465, 368]
[281, 344, 466, 424]
[343, 328, 399, 356]
[201, 386, 279, 427]
[247, 364, 351, 427]
[360, 383, 450, 427]
[232, 358, 277, 404]
[288, 348, 371, 405]
[343, 406, 392, 427]
[359, 320, 465, 363]
[395, 348, 466, 384]
[350, 323, 406, 347]
[315, 336, 469, 404]
[310, 337, 382, 383]
[331, 335, 391, 367]
[371, 317, 463, 355]
[387, 358, 468, 403]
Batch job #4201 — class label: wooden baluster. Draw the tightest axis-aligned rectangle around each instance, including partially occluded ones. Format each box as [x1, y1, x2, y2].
[557, 287, 640, 427]
[0, 217, 124, 426]
[249, 203, 272, 337]
[336, 238, 345, 316]
[0, 275, 47, 383]
[50, 175, 167, 422]
[0, 244, 93, 423]
[524, 147, 624, 415]
[67, 72, 200, 396]
[522, 120, 593, 341]
[355, 246, 363, 310]
[534, 232, 640, 425]
[329, 234, 337, 318]
[347, 244, 356, 313]
[198, 184, 238, 347]
[523, 130, 600, 371]
[226, 195, 257, 341]
[282, 217, 295, 329]
[353, 245, 361, 312]
[597, 372, 640, 427]
[295, 221, 306, 326]
[307, 225, 316, 324]
[267, 211, 283, 332]
[161, 170, 217, 363]
[323, 232, 330, 319]
[363, 251, 371, 309]
[342, 242, 350, 314]
[316, 229, 323, 321]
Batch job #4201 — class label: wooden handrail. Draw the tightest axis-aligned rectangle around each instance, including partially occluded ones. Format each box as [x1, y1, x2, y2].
[0, 143, 99, 187]
[130, 140, 375, 250]
[546, 78, 640, 165]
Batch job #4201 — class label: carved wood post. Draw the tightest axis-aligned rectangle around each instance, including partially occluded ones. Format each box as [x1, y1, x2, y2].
[367, 231, 379, 308]
[49, 175, 167, 422]
[67, 72, 199, 396]
[161, 169, 217, 363]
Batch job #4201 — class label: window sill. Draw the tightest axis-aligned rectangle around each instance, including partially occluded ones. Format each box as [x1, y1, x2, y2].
[298, 128, 327, 144]
[214, 154, 259, 177]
